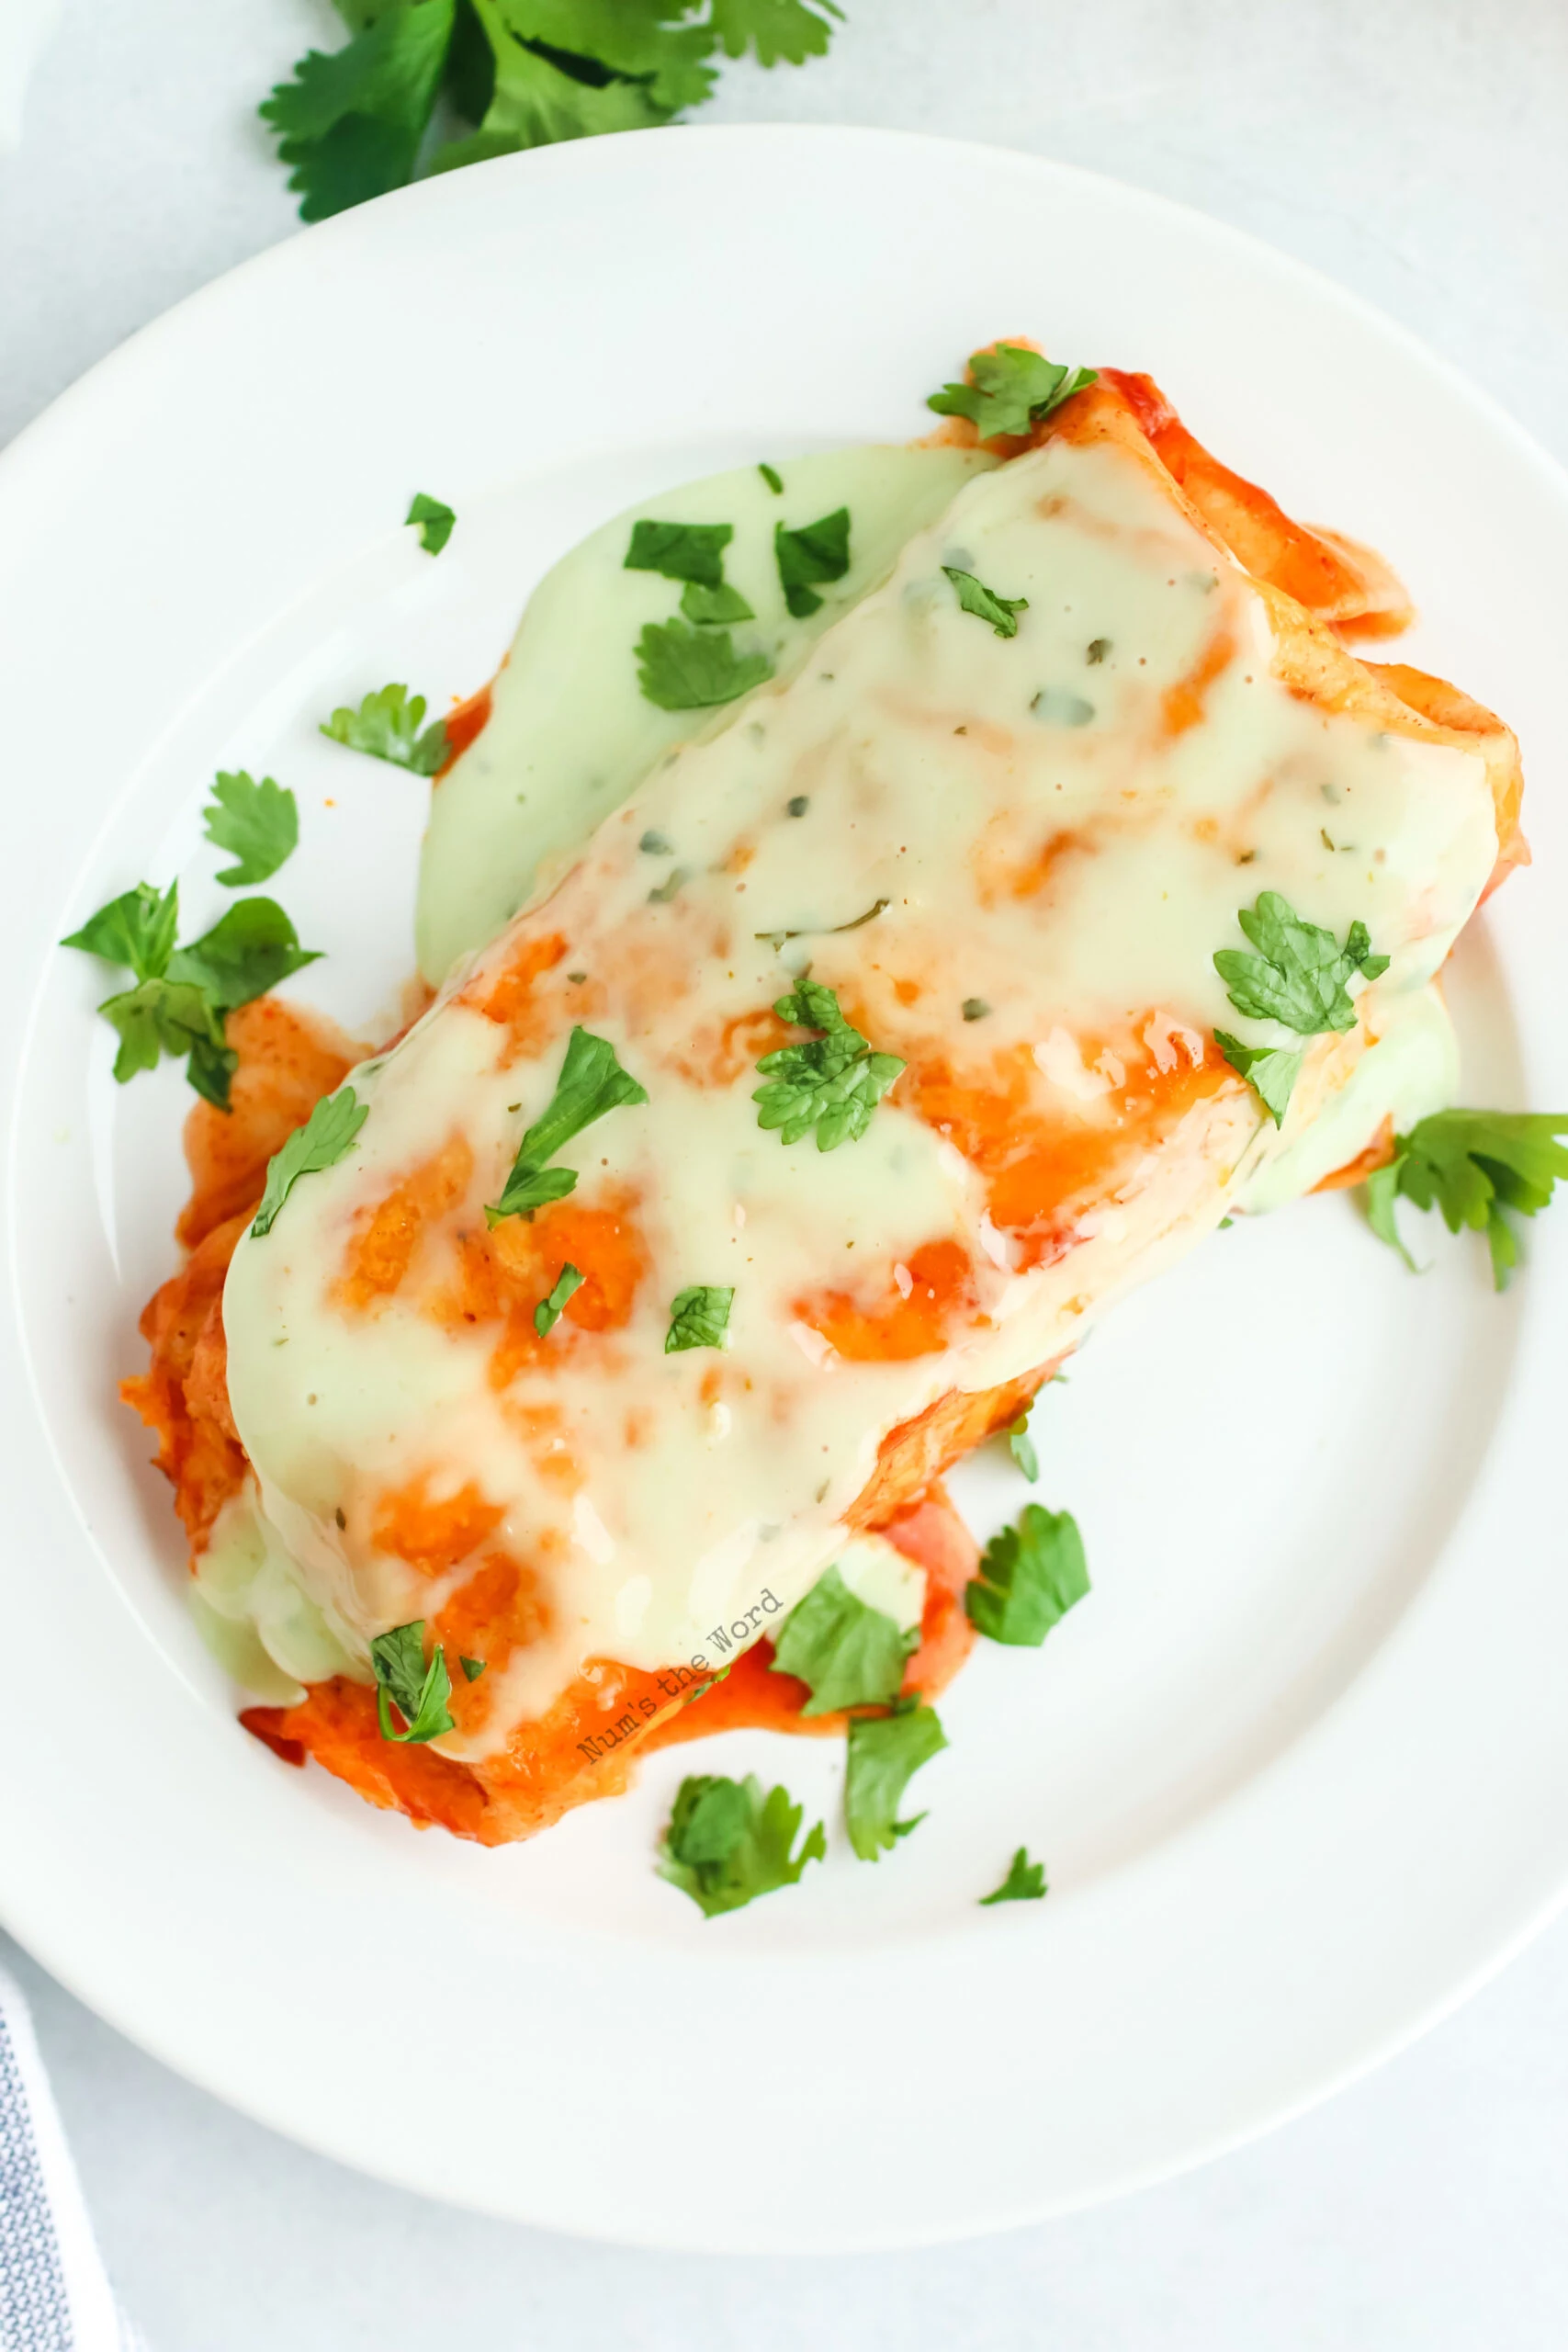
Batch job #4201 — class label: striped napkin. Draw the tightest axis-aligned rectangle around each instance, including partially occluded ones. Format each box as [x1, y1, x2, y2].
[0, 1964, 144, 2351]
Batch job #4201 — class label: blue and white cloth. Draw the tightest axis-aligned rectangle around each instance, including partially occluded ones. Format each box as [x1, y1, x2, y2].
[0, 1968, 142, 2352]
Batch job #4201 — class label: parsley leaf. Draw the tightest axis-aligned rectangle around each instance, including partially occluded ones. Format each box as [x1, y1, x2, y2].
[942, 565, 1028, 639]
[1365, 1108, 1568, 1291]
[202, 773, 299, 888]
[711, 0, 843, 68]
[1214, 892, 1389, 1035]
[979, 1847, 1047, 1905]
[98, 979, 229, 1091]
[166, 899, 321, 1011]
[1213, 1030, 1304, 1128]
[370, 1619, 457, 1744]
[681, 580, 755, 626]
[770, 1564, 917, 1716]
[261, 0, 457, 223]
[321, 684, 449, 775]
[844, 1701, 946, 1860]
[406, 492, 456, 553]
[927, 345, 1098, 441]
[635, 619, 773, 711]
[488, 1026, 649, 1223]
[753, 978, 906, 1151]
[774, 506, 850, 618]
[533, 1261, 584, 1336]
[252, 1087, 370, 1237]
[665, 1285, 734, 1352]
[966, 1503, 1089, 1646]
[62, 879, 179, 979]
[657, 1772, 826, 1917]
[625, 518, 733, 586]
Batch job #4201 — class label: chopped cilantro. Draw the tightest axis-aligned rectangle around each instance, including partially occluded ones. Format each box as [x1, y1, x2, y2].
[62, 880, 179, 980]
[166, 899, 321, 1011]
[943, 566, 1028, 639]
[657, 1772, 826, 1917]
[927, 345, 1097, 441]
[96, 979, 231, 1094]
[844, 1700, 946, 1860]
[405, 492, 456, 553]
[488, 1026, 648, 1223]
[261, 0, 457, 224]
[252, 1087, 369, 1237]
[1213, 1031, 1303, 1128]
[639, 829, 673, 855]
[1215, 892, 1388, 1035]
[625, 519, 733, 586]
[962, 998, 990, 1022]
[770, 1564, 917, 1715]
[370, 1619, 457, 1745]
[680, 580, 755, 626]
[1365, 1108, 1568, 1290]
[786, 795, 809, 818]
[534, 1261, 584, 1336]
[774, 507, 851, 617]
[1006, 1402, 1040, 1483]
[321, 683, 449, 775]
[758, 462, 784, 494]
[636, 619, 773, 711]
[647, 866, 690, 904]
[753, 978, 905, 1151]
[979, 1847, 1047, 1905]
[665, 1284, 734, 1352]
[201, 772, 298, 888]
[460, 1655, 486, 1681]
[966, 1503, 1089, 1646]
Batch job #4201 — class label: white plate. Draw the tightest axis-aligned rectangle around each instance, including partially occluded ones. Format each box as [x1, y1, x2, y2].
[1, 126, 1565, 2252]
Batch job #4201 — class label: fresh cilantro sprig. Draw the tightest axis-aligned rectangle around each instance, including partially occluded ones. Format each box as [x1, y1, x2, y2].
[942, 565, 1028, 639]
[774, 506, 850, 617]
[533, 1261, 584, 1335]
[658, 1771, 826, 1917]
[406, 492, 456, 553]
[753, 978, 905, 1151]
[665, 1284, 733, 1351]
[488, 1026, 649, 1223]
[321, 684, 449, 776]
[844, 1698, 946, 1860]
[1212, 1032, 1303, 1128]
[770, 1564, 918, 1716]
[626, 519, 732, 585]
[262, 0, 842, 224]
[966, 1503, 1089, 1646]
[1365, 1108, 1568, 1291]
[202, 772, 299, 887]
[979, 1848, 1047, 1905]
[927, 345, 1097, 441]
[252, 1087, 369, 1236]
[1214, 892, 1389, 1122]
[370, 1619, 457, 1745]
[636, 618, 773, 710]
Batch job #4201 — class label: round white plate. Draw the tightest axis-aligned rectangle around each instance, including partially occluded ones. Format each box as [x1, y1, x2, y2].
[2, 126, 1565, 2252]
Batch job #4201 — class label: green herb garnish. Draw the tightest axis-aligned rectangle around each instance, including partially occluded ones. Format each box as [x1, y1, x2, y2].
[771, 1564, 918, 1715]
[1213, 891, 1389, 1121]
[202, 772, 299, 887]
[488, 1026, 648, 1224]
[405, 492, 456, 553]
[165, 899, 321, 1011]
[942, 566, 1027, 639]
[533, 1261, 584, 1336]
[680, 580, 755, 626]
[459, 1656, 486, 1681]
[1365, 1108, 1568, 1290]
[321, 683, 448, 775]
[844, 1700, 946, 1860]
[1006, 1403, 1039, 1483]
[657, 1772, 826, 1918]
[966, 1503, 1089, 1646]
[252, 1087, 369, 1236]
[625, 519, 733, 585]
[635, 618, 773, 711]
[1212, 1033, 1303, 1129]
[665, 1284, 734, 1352]
[979, 1847, 1047, 1905]
[758, 462, 784, 494]
[370, 1620, 456, 1745]
[927, 345, 1097, 441]
[774, 506, 850, 617]
[753, 978, 905, 1150]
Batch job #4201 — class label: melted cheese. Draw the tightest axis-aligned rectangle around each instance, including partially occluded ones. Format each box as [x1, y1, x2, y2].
[221, 432, 1498, 1758]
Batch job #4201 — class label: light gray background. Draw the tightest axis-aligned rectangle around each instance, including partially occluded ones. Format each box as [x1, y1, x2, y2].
[4, 1, 1567, 2343]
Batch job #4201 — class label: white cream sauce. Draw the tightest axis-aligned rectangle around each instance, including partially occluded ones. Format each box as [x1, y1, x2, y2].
[222, 432, 1499, 1758]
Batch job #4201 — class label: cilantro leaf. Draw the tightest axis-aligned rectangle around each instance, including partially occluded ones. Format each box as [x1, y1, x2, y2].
[406, 492, 456, 553]
[98, 979, 229, 1090]
[979, 1847, 1047, 1905]
[966, 1503, 1089, 1646]
[753, 979, 905, 1151]
[321, 684, 449, 775]
[1214, 892, 1389, 1036]
[430, 6, 671, 173]
[927, 345, 1098, 441]
[774, 506, 850, 618]
[758, 462, 784, 494]
[711, 0, 842, 67]
[635, 618, 773, 711]
[502, 0, 718, 114]
[533, 1261, 584, 1336]
[370, 1619, 457, 1744]
[260, 0, 456, 222]
[657, 1772, 826, 1917]
[62, 879, 180, 981]
[202, 773, 299, 888]
[625, 519, 734, 586]
[680, 580, 755, 626]
[460, 1655, 486, 1681]
[1365, 1108, 1568, 1292]
[165, 899, 321, 1012]
[488, 1026, 649, 1223]
[252, 1087, 370, 1237]
[770, 1564, 917, 1716]
[844, 1701, 946, 1860]
[942, 566, 1028, 639]
[665, 1284, 734, 1352]
[1213, 1029, 1304, 1127]
[1006, 1402, 1040, 1482]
